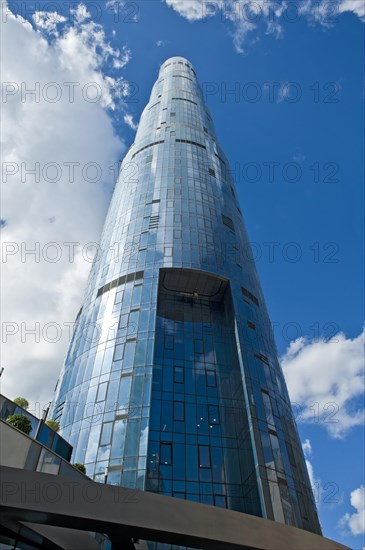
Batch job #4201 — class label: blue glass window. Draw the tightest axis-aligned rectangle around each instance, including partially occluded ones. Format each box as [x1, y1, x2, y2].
[100, 422, 113, 446]
[164, 335, 174, 350]
[118, 376, 132, 410]
[174, 366, 184, 384]
[208, 405, 219, 425]
[199, 446, 211, 469]
[123, 341, 136, 370]
[174, 401, 185, 421]
[206, 370, 216, 387]
[96, 383, 108, 402]
[160, 442, 172, 465]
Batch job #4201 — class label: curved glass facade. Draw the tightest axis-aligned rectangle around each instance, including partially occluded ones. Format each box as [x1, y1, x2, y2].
[52, 57, 321, 537]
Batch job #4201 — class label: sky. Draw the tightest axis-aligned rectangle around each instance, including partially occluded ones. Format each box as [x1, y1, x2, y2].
[1, 0, 364, 547]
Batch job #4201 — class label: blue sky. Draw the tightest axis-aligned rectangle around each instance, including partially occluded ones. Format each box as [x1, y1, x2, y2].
[2, 1, 364, 547]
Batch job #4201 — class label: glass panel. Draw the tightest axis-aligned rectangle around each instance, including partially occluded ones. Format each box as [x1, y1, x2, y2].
[164, 335, 174, 350]
[124, 418, 141, 457]
[208, 405, 219, 425]
[270, 432, 284, 472]
[174, 401, 185, 421]
[206, 370, 216, 387]
[84, 424, 102, 464]
[36, 449, 61, 475]
[262, 392, 274, 426]
[118, 376, 132, 411]
[174, 366, 184, 384]
[160, 443, 172, 465]
[111, 419, 127, 459]
[124, 341, 136, 370]
[199, 446, 211, 469]
[100, 422, 113, 446]
[96, 382, 108, 402]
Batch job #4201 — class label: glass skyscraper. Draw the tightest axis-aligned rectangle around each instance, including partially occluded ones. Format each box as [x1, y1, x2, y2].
[52, 56, 321, 538]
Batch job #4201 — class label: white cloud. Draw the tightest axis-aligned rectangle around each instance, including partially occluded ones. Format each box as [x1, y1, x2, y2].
[156, 39, 168, 47]
[70, 2, 90, 23]
[302, 438, 312, 456]
[302, 439, 321, 506]
[338, 0, 365, 21]
[123, 113, 138, 131]
[164, 0, 216, 21]
[229, 18, 258, 55]
[302, 439, 345, 510]
[162, 0, 364, 53]
[1, 3, 130, 407]
[106, 0, 138, 21]
[281, 329, 365, 438]
[340, 486, 365, 536]
[106, 0, 124, 14]
[52, 5, 131, 109]
[305, 457, 316, 491]
[31, 11, 66, 36]
[228, 0, 286, 53]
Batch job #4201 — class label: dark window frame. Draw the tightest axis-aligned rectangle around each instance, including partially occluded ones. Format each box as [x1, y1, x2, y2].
[160, 442, 172, 465]
[208, 404, 220, 425]
[173, 401, 185, 422]
[198, 445, 211, 469]
[206, 370, 217, 388]
[164, 335, 174, 350]
[174, 365, 184, 384]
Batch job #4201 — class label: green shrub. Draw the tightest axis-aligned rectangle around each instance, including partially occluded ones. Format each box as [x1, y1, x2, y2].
[13, 397, 29, 410]
[45, 420, 60, 432]
[6, 414, 32, 435]
[73, 463, 86, 474]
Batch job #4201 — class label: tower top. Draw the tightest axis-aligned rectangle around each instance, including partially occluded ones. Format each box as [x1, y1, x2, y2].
[159, 56, 195, 74]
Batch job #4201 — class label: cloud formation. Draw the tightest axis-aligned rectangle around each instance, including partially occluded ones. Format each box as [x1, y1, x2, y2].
[281, 329, 365, 438]
[1, 3, 129, 407]
[338, 0, 365, 20]
[340, 485, 365, 536]
[31, 11, 67, 36]
[124, 113, 139, 131]
[301, 438, 322, 506]
[302, 438, 313, 456]
[163, 0, 364, 53]
[165, 0, 211, 22]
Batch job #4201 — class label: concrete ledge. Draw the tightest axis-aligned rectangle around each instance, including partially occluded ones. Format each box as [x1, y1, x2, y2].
[0, 466, 349, 550]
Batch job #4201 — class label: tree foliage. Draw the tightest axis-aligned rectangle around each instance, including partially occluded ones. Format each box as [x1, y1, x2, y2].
[6, 414, 32, 435]
[73, 463, 86, 474]
[45, 419, 60, 432]
[13, 397, 29, 410]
